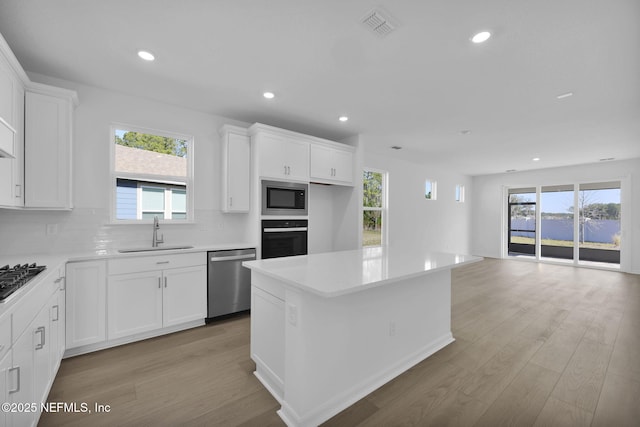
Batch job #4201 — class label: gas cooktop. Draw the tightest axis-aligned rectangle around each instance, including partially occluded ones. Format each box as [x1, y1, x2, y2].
[0, 263, 47, 302]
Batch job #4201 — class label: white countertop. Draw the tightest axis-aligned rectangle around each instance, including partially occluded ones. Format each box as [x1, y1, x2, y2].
[243, 246, 483, 297]
[0, 242, 256, 314]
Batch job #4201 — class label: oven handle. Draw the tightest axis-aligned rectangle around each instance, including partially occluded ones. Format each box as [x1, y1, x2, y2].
[210, 254, 256, 262]
[263, 227, 308, 233]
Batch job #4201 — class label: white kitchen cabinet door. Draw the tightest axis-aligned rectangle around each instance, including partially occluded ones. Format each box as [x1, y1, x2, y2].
[66, 261, 107, 349]
[0, 56, 16, 130]
[0, 350, 11, 427]
[107, 271, 163, 340]
[162, 265, 207, 327]
[0, 74, 24, 208]
[10, 327, 36, 427]
[32, 304, 52, 406]
[24, 89, 73, 209]
[251, 286, 285, 395]
[258, 132, 309, 182]
[221, 127, 250, 212]
[309, 144, 354, 186]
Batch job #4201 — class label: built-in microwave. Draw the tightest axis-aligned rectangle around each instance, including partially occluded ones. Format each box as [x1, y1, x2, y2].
[261, 180, 308, 216]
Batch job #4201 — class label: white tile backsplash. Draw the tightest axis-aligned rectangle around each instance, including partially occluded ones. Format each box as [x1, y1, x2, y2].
[0, 208, 251, 257]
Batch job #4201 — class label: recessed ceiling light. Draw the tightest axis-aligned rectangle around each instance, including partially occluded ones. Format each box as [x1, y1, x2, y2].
[460, 130, 472, 135]
[532, 157, 540, 161]
[263, 92, 275, 99]
[471, 31, 491, 43]
[556, 92, 573, 99]
[137, 50, 155, 61]
[338, 116, 349, 122]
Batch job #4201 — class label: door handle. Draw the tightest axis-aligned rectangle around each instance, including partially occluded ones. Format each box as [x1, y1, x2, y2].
[52, 305, 59, 321]
[158, 277, 162, 288]
[8, 367, 20, 393]
[164, 276, 168, 288]
[35, 326, 46, 350]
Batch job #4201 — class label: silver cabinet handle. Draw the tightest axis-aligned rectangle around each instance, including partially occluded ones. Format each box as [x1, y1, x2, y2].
[230, 196, 233, 207]
[158, 277, 161, 288]
[164, 276, 168, 288]
[35, 326, 46, 350]
[156, 261, 170, 265]
[283, 165, 287, 175]
[15, 184, 21, 198]
[52, 305, 59, 321]
[8, 367, 20, 393]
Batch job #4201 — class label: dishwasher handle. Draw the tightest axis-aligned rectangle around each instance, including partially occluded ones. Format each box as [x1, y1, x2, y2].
[210, 254, 256, 262]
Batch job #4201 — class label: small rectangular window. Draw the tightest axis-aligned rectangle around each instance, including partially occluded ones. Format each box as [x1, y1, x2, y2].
[425, 180, 437, 200]
[455, 184, 465, 202]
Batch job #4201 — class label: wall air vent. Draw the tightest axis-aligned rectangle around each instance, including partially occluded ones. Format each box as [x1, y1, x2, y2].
[361, 8, 396, 37]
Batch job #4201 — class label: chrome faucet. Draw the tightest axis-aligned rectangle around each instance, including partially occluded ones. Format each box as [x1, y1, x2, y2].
[152, 216, 164, 247]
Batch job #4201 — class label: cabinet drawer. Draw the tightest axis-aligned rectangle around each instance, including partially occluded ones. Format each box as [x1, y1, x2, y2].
[0, 312, 10, 359]
[109, 252, 206, 275]
[12, 268, 59, 343]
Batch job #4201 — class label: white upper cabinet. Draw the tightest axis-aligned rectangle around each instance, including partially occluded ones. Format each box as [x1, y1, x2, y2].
[310, 144, 354, 186]
[0, 35, 26, 207]
[254, 129, 309, 182]
[220, 125, 251, 213]
[24, 85, 77, 209]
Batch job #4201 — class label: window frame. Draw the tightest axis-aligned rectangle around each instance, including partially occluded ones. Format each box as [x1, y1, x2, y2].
[110, 123, 194, 224]
[425, 179, 437, 200]
[362, 168, 388, 247]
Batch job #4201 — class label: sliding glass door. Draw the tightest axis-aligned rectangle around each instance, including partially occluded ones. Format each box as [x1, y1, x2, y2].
[508, 188, 536, 257]
[540, 185, 575, 261]
[578, 182, 621, 264]
[507, 181, 621, 267]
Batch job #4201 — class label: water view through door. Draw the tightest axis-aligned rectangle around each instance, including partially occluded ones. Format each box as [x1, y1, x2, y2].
[507, 182, 621, 267]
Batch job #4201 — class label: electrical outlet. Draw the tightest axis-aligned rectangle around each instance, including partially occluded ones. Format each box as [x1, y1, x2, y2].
[389, 321, 396, 337]
[46, 224, 58, 236]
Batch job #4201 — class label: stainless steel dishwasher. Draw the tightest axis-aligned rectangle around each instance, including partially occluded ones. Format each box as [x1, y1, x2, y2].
[206, 248, 256, 320]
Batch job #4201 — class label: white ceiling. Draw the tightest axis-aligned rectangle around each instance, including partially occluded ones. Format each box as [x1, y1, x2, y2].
[1, 0, 638, 175]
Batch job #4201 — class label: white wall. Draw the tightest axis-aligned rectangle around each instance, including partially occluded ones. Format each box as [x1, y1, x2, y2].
[0, 74, 253, 256]
[363, 148, 473, 254]
[471, 158, 640, 273]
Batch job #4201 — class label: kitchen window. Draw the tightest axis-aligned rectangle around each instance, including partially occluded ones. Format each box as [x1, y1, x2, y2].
[111, 125, 193, 222]
[363, 169, 387, 247]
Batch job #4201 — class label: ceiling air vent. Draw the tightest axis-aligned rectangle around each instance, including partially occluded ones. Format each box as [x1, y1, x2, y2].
[361, 8, 396, 37]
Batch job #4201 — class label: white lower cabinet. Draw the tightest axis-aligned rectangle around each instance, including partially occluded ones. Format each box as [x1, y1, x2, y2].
[107, 270, 163, 340]
[0, 349, 11, 427]
[65, 254, 206, 356]
[163, 266, 208, 327]
[65, 260, 106, 350]
[2, 265, 65, 427]
[106, 253, 207, 342]
[251, 286, 285, 395]
[9, 326, 36, 427]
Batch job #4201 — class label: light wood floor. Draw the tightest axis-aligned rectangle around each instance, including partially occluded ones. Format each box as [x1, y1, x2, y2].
[40, 258, 640, 426]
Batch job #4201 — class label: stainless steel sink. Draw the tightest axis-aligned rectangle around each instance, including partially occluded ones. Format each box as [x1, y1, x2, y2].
[117, 245, 194, 253]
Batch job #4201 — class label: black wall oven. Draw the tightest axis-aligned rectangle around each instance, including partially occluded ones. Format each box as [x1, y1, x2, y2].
[261, 180, 308, 216]
[261, 220, 308, 259]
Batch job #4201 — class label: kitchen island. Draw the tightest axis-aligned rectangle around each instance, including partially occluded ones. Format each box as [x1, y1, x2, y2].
[243, 246, 482, 427]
